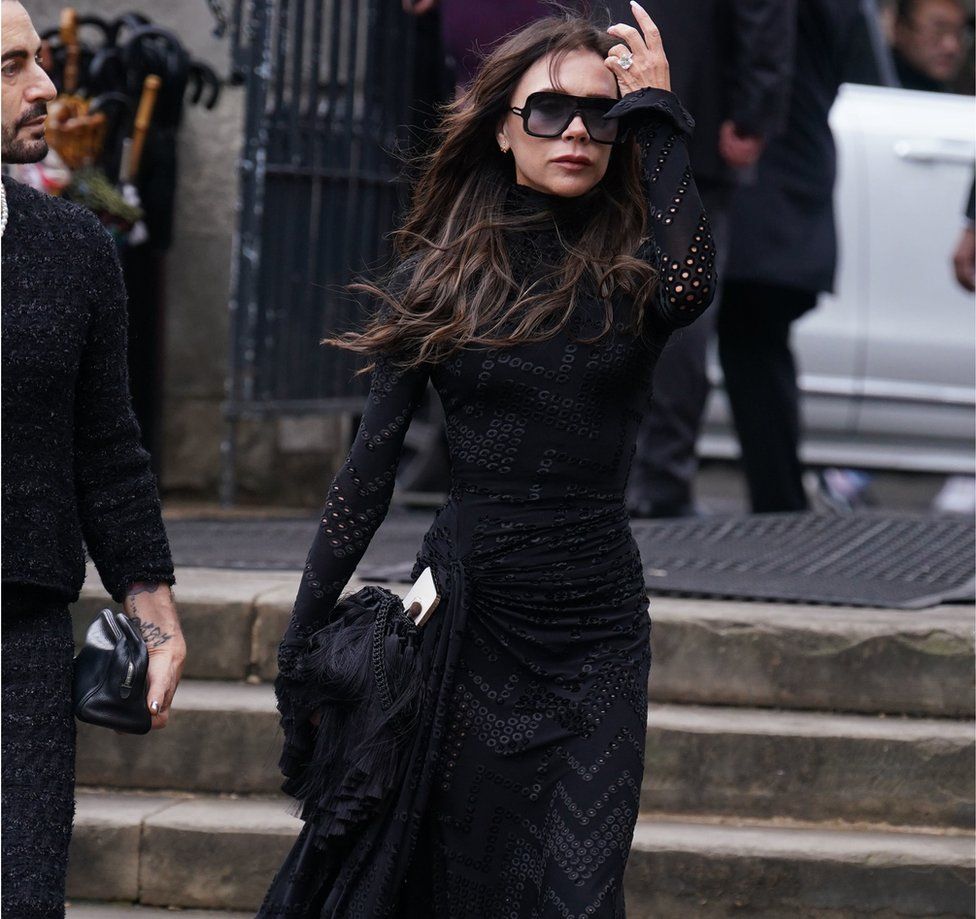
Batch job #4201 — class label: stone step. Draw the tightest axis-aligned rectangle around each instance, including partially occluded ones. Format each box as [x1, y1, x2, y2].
[69, 792, 296, 911]
[69, 790, 975, 916]
[642, 704, 975, 829]
[625, 816, 975, 918]
[67, 905, 249, 918]
[75, 682, 975, 828]
[74, 566, 975, 717]
[76, 681, 283, 797]
[649, 595, 974, 718]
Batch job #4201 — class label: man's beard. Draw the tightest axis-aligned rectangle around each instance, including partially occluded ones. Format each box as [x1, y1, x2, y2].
[1, 104, 50, 164]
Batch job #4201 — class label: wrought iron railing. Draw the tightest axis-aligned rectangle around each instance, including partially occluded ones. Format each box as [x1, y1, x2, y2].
[221, 0, 419, 502]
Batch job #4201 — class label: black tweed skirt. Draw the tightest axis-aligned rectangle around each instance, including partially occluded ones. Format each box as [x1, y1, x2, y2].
[2, 587, 76, 919]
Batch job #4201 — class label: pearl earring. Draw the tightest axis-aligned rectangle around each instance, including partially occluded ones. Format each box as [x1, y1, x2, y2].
[500, 140, 509, 153]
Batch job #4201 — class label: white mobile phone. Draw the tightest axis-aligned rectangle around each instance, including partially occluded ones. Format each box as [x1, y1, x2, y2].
[403, 566, 440, 627]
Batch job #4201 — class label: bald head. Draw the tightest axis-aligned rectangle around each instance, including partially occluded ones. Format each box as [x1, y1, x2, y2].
[2, 0, 57, 163]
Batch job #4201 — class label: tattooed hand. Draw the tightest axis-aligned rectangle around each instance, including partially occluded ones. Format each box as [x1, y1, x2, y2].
[129, 617, 173, 650]
[124, 582, 186, 730]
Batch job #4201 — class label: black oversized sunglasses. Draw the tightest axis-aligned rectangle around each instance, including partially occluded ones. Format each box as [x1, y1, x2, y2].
[509, 91, 624, 145]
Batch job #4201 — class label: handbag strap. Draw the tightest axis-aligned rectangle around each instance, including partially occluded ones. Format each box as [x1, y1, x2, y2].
[370, 596, 397, 715]
[370, 594, 422, 734]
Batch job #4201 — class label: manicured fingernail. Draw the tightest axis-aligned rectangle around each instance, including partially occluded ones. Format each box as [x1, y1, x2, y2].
[150, 700, 160, 715]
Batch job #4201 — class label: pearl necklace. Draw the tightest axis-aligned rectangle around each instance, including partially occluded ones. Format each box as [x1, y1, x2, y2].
[0, 181, 7, 237]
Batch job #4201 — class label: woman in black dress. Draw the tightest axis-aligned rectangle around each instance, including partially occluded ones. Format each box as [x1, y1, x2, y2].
[262, 7, 715, 916]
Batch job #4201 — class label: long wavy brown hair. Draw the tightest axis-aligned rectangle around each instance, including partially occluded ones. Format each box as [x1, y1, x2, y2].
[330, 15, 657, 370]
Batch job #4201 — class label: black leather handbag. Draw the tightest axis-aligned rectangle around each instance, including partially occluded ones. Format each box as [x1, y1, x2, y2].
[73, 608, 152, 734]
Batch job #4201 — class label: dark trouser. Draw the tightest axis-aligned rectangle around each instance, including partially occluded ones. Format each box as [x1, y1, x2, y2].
[2, 588, 76, 919]
[717, 280, 818, 513]
[628, 184, 730, 515]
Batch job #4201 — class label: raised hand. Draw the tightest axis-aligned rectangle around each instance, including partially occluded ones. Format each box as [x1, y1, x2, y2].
[605, 0, 671, 94]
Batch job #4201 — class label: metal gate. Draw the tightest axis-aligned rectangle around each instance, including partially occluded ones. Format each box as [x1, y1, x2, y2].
[221, 0, 419, 502]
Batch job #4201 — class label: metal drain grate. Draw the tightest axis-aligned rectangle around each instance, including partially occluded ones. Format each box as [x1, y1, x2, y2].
[162, 511, 974, 610]
[632, 512, 974, 609]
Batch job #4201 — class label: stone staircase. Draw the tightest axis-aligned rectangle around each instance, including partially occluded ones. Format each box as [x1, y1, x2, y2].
[67, 567, 975, 918]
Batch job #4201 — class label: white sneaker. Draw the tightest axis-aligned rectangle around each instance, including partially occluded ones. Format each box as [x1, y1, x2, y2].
[932, 476, 976, 515]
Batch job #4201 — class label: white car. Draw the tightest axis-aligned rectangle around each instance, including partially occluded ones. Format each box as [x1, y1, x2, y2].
[702, 82, 976, 475]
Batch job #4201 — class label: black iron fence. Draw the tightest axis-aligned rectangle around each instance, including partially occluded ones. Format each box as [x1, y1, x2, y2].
[221, 0, 419, 502]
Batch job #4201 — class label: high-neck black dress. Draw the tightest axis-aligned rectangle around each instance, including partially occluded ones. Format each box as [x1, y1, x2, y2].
[262, 87, 716, 918]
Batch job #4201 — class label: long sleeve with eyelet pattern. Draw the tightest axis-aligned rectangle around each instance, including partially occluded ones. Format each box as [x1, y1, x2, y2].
[607, 87, 717, 331]
[280, 357, 430, 653]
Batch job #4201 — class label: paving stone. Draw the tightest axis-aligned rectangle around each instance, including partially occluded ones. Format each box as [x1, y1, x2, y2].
[644, 704, 976, 828]
[648, 598, 975, 717]
[68, 793, 180, 902]
[139, 797, 299, 910]
[625, 817, 976, 918]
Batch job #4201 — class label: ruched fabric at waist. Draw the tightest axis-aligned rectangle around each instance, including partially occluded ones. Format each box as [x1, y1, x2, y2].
[434, 490, 630, 556]
[415, 491, 646, 617]
[413, 490, 649, 663]
[447, 479, 628, 511]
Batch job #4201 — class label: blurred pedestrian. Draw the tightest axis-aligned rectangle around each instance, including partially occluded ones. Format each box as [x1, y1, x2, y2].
[932, 176, 976, 515]
[1, 3, 185, 915]
[603, 0, 796, 518]
[891, 0, 968, 91]
[261, 9, 714, 915]
[405, 0, 550, 88]
[717, 0, 865, 513]
[952, 178, 975, 292]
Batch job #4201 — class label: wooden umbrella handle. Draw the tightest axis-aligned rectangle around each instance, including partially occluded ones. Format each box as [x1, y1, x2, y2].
[129, 74, 162, 179]
[60, 8, 79, 94]
[59, 8, 77, 46]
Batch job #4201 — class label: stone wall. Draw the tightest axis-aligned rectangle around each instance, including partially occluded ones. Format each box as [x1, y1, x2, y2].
[25, 0, 347, 505]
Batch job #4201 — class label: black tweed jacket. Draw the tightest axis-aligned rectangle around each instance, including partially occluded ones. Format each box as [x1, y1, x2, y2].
[1, 175, 174, 603]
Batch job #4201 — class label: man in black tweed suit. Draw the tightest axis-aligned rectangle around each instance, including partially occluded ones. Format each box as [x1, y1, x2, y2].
[1, 3, 185, 915]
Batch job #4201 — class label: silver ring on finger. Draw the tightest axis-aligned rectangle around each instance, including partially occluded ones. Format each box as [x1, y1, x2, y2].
[618, 50, 634, 70]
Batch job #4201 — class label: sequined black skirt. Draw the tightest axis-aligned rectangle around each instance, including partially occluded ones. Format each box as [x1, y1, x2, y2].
[1, 587, 76, 919]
